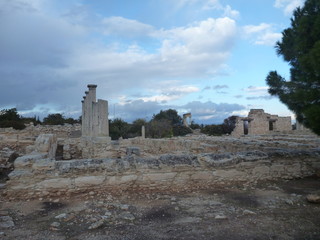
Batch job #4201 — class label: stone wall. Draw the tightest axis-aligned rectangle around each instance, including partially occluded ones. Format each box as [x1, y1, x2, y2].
[232, 109, 292, 137]
[3, 133, 320, 199]
[4, 148, 320, 199]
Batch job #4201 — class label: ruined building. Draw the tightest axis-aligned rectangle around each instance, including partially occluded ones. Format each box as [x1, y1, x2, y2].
[231, 109, 292, 137]
[81, 84, 109, 139]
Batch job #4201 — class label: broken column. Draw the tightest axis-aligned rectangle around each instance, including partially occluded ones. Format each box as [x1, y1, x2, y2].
[81, 84, 109, 139]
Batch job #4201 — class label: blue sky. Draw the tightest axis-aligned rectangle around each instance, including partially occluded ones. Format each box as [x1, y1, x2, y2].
[0, 0, 305, 123]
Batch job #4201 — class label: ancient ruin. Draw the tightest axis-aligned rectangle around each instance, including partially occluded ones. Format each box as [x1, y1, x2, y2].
[183, 113, 192, 128]
[231, 109, 292, 137]
[0, 86, 319, 239]
[81, 84, 109, 139]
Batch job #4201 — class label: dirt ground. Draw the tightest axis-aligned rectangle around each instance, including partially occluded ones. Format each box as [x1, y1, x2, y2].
[1, 176, 320, 240]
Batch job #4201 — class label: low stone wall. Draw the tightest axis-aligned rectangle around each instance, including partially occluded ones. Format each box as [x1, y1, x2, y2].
[4, 148, 320, 199]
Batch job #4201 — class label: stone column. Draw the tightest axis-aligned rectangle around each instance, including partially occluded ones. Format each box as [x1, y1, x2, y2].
[97, 100, 109, 136]
[87, 85, 97, 137]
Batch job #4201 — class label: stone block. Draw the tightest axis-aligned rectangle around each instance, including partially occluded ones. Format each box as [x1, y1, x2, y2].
[252, 166, 270, 177]
[32, 158, 55, 171]
[142, 172, 177, 182]
[270, 164, 285, 177]
[37, 178, 72, 189]
[14, 154, 47, 169]
[119, 175, 138, 184]
[126, 147, 140, 156]
[212, 169, 246, 179]
[191, 171, 213, 180]
[75, 176, 105, 187]
[34, 134, 57, 159]
[285, 163, 301, 174]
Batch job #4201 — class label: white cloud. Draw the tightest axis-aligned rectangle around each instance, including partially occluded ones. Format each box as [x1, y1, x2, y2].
[223, 5, 240, 19]
[244, 86, 269, 95]
[255, 32, 282, 46]
[274, 0, 304, 15]
[102, 16, 155, 37]
[243, 86, 275, 100]
[243, 23, 271, 34]
[0, 0, 238, 121]
[243, 23, 281, 46]
[182, 101, 246, 123]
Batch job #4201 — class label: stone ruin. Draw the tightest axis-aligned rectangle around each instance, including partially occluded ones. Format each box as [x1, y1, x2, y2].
[183, 113, 192, 128]
[81, 84, 110, 140]
[231, 109, 292, 137]
[0, 86, 319, 200]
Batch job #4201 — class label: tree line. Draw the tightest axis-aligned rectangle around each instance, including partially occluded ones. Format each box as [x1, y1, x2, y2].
[0, 108, 237, 139]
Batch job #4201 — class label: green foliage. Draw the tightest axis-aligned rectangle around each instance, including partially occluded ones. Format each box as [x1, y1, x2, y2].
[222, 115, 237, 134]
[172, 125, 192, 136]
[190, 121, 201, 130]
[127, 118, 147, 138]
[42, 113, 79, 125]
[109, 118, 130, 140]
[0, 108, 26, 130]
[152, 109, 183, 125]
[43, 113, 65, 125]
[146, 119, 172, 138]
[266, 0, 320, 135]
[201, 124, 224, 136]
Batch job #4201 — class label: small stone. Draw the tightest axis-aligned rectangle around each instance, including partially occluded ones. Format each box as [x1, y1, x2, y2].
[104, 211, 112, 216]
[243, 210, 256, 215]
[55, 213, 67, 219]
[120, 204, 129, 210]
[50, 222, 60, 228]
[215, 214, 227, 220]
[89, 191, 95, 195]
[0, 216, 14, 228]
[53, 199, 60, 203]
[88, 219, 104, 230]
[285, 199, 294, 205]
[306, 194, 320, 203]
[119, 212, 135, 221]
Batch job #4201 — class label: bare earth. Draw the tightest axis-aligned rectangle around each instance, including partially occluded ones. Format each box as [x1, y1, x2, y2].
[1, 176, 320, 240]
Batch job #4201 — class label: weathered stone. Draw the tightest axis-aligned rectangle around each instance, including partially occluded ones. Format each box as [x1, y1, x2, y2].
[74, 176, 105, 187]
[0, 216, 14, 228]
[88, 219, 105, 230]
[14, 154, 47, 169]
[306, 194, 320, 203]
[37, 178, 72, 189]
[32, 158, 55, 170]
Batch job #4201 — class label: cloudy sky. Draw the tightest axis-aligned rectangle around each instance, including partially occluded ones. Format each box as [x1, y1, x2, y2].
[0, 0, 304, 123]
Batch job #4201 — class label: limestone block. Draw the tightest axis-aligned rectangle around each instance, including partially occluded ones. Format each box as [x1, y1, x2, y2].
[14, 154, 47, 169]
[142, 172, 177, 182]
[212, 169, 246, 179]
[270, 164, 285, 177]
[285, 163, 301, 174]
[252, 166, 270, 177]
[37, 178, 72, 189]
[25, 145, 35, 154]
[34, 134, 57, 159]
[191, 171, 213, 180]
[8, 169, 32, 179]
[74, 176, 105, 187]
[126, 147, 140, 156]
[119, 175, 138, 184]
[32, 158, 55, 171]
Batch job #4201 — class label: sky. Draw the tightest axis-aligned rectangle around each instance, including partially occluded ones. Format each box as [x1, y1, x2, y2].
[0, 0, 305, 124]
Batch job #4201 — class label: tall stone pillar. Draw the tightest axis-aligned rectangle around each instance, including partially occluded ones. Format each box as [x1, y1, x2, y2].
[81, 84, 109, 138]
